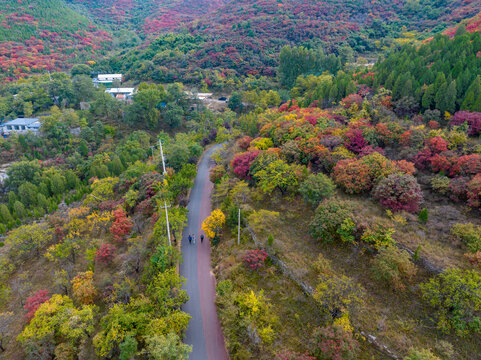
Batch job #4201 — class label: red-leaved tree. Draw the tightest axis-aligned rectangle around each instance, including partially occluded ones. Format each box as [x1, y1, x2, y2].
[231, 150, 261, 180]
[95, 243, 115, 264]
[110, 208, 133, 241]
[24, 289, 50, 321]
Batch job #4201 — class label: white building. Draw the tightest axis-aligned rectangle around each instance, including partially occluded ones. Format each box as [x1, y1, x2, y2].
[184, 91, 213, 100]
[105, 87, 136, 101]
[93, 74, 123, 86]
[0, 118, 41, 135]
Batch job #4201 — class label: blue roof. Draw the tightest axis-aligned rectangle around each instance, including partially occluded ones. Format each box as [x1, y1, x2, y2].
[2, 118, 40, 126]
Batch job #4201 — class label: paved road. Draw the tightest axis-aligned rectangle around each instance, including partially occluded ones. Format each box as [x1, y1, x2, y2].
[181, 144, 228, 360]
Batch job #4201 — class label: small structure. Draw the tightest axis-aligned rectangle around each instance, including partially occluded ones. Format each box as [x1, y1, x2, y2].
[0, 118, 41, 136]
[105, 87, 136, 101]
[184, 91, 213, 100]
[93, 74, 123, 86]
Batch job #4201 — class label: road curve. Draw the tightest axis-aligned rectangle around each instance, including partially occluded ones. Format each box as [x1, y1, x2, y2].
[181, 144, 228, 360]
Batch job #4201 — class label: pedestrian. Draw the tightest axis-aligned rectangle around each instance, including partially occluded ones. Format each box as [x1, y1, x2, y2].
[200, 234, 204, 243]
[188, 234, 192, 244]
[193, 234, 196, 244]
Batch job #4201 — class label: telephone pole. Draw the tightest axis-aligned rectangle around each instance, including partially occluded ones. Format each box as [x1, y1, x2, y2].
[158, 139, 171, 247]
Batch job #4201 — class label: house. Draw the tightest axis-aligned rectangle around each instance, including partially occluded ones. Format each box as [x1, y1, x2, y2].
[105, 87, 136, 101]
[93, 74, 123, 86]
[0, 118, 41, 135]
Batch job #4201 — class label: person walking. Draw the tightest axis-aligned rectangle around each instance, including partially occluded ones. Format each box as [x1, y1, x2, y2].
[200, 234, 204, 243]
[188, 234, 192, 244]
[193, 234, 196, 245]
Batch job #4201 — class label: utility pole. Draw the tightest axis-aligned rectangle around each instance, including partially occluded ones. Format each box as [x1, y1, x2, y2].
[238, 207, 241, 246]
[158, 139, 171, 247]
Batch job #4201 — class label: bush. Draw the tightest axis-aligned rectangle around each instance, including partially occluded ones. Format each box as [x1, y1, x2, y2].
[403, 348, 441, 360]
[360, 224, 396, 250]
[209, 165, 225, 184]
[309, 325, 359, 360]
[95, 244, 116, 264]
[418, 208, 428, 223]
[243, 249, 268, 271]
[24, 289, 50, 321]
[373, 174, 423, 213]
[430, 175, 450, 194]
[299, 173, 336, 207]
[310, 199, 354, 243]
[466, 174, 481, 209]
[450, 223, 481, 253]
[371, 246, 417, 289]
[420, 268, 481, 335]
[110, 208, 133, 242]
[332, 159, 371, 194]
[231, 150, 261, 180]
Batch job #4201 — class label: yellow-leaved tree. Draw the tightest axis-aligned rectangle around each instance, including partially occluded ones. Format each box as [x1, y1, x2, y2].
[201, 209, 225, 239]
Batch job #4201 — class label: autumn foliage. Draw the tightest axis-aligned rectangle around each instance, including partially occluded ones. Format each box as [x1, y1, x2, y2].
[243, 249, 268, 271]
[71, 271, 97, 305]
[24, 289, 50, 321]
[110, 208, 133, 241]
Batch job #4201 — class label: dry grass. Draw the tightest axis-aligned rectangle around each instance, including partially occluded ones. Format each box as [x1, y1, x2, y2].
[226, 190, 481, 360]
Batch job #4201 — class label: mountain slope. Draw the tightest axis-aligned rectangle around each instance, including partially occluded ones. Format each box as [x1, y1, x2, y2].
[0, 0, 112, 81]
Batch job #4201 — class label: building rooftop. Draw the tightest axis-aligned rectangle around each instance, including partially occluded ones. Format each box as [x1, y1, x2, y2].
[2, 118, 40, 126]
[106, 88, 135, 93]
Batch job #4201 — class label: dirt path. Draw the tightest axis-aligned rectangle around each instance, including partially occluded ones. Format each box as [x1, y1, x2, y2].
[180, 144, 228, 360]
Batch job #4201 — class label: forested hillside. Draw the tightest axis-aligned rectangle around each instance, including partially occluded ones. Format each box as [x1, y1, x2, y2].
[0, 0, 112, 81]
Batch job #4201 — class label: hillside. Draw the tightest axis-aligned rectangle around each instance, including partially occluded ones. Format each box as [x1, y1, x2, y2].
[92, 0, 481, 86]
[0, 0, 112, 81]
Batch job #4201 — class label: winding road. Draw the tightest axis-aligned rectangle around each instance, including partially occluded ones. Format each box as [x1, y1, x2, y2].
[180, 144, 228, 360]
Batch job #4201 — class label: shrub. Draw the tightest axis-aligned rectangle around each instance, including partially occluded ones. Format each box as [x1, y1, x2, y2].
[243, 249, 268, 271]
[430, 175, 450, 194]
[450, 111, 481, 136]
[450, 223, 481, 253]
[24, 289, 50, 321]
[453, 154, 481, 176]
[425, 136, 448, 153]
[314, 273, 365, 319]
[110, 208, 133, 242]
[373, 174, 423, 213]
[309, 325, 359, 360]
[449, 177, 469, 202]
[342, 94, 363, 109]
[95, 244, 116, 264]
[403, 348, 441, 360]
[71, 271, 97, 305]
[371, 246, 417, 289]
[418, 208, 428, 223]
[332, 159, 371, 194]
[256, 159, 305, 194]
[344, 129, 367, 153]
[251, 137, 274, 150]
[361, 224, 396, 250]
[420, 268, 481, 335]
[209, 165, 225, 184]
[310, 199, 354, 243]
[231, 150, 261, 180]
[466, 174, 481, 209]
[237, 136, 253, 150]
[299, 173, 336, 207]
